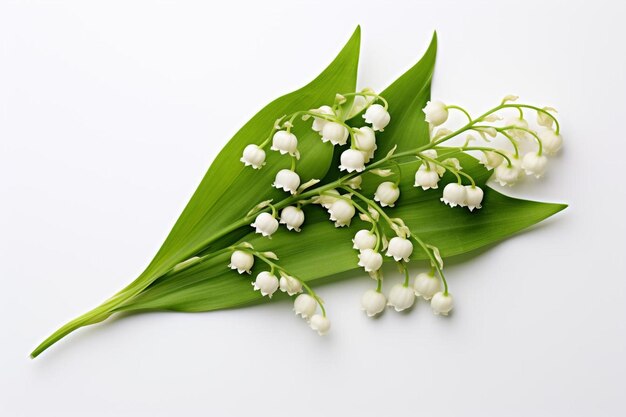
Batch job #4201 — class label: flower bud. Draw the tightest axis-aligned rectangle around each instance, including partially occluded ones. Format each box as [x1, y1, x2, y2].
[251, 212, 279, 237]
[505, 115, 529, 140]
[352, 229, 377, 250]
[240, 144, 266, 169]
[431, 292, 454, 316]
[293, 294, 317, 319]
[357, 249, 384, 272]
[441, 183, 467, 207]
[386, 237, 413, 262]
[522, 153, 548, 178]
[361, 289, 386, 317]
[479, 151, 504, 170]
[270, 130, 298, 156]
[228, 250, 254, 274]
[315, 189, 340, 209]
[311, 105, 334, 132]
[321, 121, 349, 146]
[252, 271, 279, 297]
[273, 169, 301, 194]
[422, 100, 448, 126]
[345, 175, 362, 190]
[279, 274, 303, 296]
[363, 104, 391, 131]
[279, 206, 305, 232]
[374, 181, 400, 207]
[309, 314, 331, 335]
[464, 185, 483, 211]
[538, 127, 563, 155]
[414, 165, 441, 190]
[328, 199, 355, 227]
[387, 284, 416, 312]
[413, 272, 441, 300]
[339, 149, 366, 173]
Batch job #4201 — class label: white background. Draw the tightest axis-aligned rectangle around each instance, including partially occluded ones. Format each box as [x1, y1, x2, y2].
[1, 1, 625, 416]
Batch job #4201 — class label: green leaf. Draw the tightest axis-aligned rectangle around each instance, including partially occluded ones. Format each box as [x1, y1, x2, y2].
[118, 154, 565, 312]
[31, 27, 362, 358]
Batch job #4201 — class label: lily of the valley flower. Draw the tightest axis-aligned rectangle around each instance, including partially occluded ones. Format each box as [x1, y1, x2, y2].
[431, 292, 454, 316]
[357, 249, 383, 272]
[309, 314, 331, 335]
[279, 206, 305, 232]
[479, 151, 504, 170]
[252, 271, 279, 297]
[386, 237, 413, 262]
[522, 153, 548, 178]
[413, 272, 441, 300]
[505, 115, 529, 140]
[464, 185, 484, 211]
[240, 144, 266, 169]
[363, 104, 391, 131]
[414, 165, 441, 190]
[279, 274, 303, 296]
[344, 175, 362, 190]
[387, 284, 416, 312]
[321, 121, 349, 146]
[441, 183, 467, 207]
[374, 181, 400, 207]
[354, 126, 377, 162]
[293, 294, 317, 319]
[328, 199, 355, 227]
[494, 157, 523, 186]
[423, 100, 449, 126]
[251, 212, 279, 237]
[352, 229, 377, 250]
[273, 169, 301, 194]
[311, 105, 335, 132]
[228, 250, 254, 274]
[538, 127, 563, 154]
[270, 130, 298, 156]
[339, 149, 366, 173]
[361, 289, 387, 317]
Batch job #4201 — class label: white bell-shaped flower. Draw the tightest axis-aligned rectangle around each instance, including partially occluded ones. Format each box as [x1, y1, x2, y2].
[352, 229, 377, 250]
[413, 272, 441, 300]
[386, 237, 413, 262]
[309, 314, 331, 335]
[357, 249, 383, 272]
[270, 130, 298, 156]
[431, 292, 454, 316]
[422, 100, 449, 126]
[374, 181, 400, 207]
[441, 183, 467, 207]
[537, 111, 555, 128]
[494, 157, 523, 186]
[538, 128, 563, 154]
[361, 289, 386, 317]
[339, 149, 366, 173]
[252, 271, 279, 297]
[240, 144, 266, 169]
[387, 284, 416, 312]
[328, 199, 355, 227]
[279, 206, 305, 232]
[354, 126, 377, 162]
[293, 294, 317, 319]
[321, 121, 349, 145]
[522, 153, 548, 178]
[479, 151, 504, 170]
[345, 175, 362, 190]
[273, 169, 301, 194]
[505, 115, 529, 140]
[363, 104, 391, 131]
[311, 105, 334, 132]
[464, 185, 484, 211]
[251, 212, 279, 237]
[228, 250, 254, 274]
[414, 165, 441, 190]
[279, 274, 303, 296]
[420, 149, 446, 176]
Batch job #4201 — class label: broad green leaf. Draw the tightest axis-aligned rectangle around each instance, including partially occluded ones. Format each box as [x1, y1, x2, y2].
[31, 28, 362, 357]
[119, 154, 565, 312]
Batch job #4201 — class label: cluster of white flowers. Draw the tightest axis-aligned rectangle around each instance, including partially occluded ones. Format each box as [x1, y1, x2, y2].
[228, 91, 562, 335]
